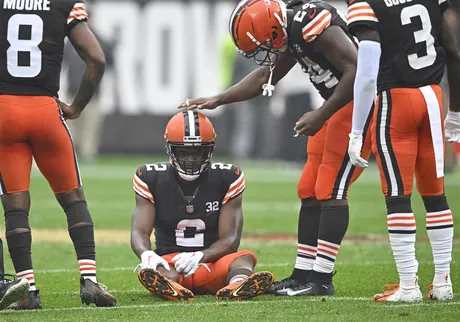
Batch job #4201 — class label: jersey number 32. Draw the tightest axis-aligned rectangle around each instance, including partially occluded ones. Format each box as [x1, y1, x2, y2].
[6, 14, 43, 78]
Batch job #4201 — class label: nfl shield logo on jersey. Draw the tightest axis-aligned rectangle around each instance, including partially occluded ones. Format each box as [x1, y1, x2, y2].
[186, 204, 194, 214]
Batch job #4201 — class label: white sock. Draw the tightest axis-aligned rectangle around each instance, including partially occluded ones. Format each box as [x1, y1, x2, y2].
[387, 213, 418, 288]
[312, 240, 339, 274]
[79, 259, 97, 283]
[17, 269, 36, 292]
[295, 243, 316, 271]
[229, 274, 248, 284]
[426, 209, 454, 283]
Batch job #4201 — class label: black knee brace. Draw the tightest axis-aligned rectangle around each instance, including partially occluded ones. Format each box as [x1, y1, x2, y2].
[64, 201, 95, 261]
[64, 200, 93, 228]
[4, 209, 33, 272]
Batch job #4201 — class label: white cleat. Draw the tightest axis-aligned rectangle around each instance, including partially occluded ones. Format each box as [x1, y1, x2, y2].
[373, 283, 422, 302]
[428, 273, 454, 300]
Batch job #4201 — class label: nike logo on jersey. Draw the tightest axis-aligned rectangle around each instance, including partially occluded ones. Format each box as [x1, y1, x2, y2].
[235, 168, 241, 175]
[348, 0, 356, 5]
[137, 168, 142, 176]
[308, 9, 317, 19]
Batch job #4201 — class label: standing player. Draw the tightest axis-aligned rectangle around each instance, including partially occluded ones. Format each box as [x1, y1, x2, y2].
[0, 0, 116, 309]
[131, 111, 274, 301]
[179, 0, 372, 296]
[347, 0, 460, 302]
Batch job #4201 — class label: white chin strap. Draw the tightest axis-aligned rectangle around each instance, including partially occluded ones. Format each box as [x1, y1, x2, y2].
[177, 172, 200, 181]
[262, 3, 288, 97]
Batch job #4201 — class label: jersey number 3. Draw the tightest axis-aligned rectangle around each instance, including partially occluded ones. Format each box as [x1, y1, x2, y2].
[401, 4, 436, 70]
[7, 14, 43, 78]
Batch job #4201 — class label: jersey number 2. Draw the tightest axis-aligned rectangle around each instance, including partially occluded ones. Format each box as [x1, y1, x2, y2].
[401, 4, 436, 70]
[7, 14, 43, 78]
[175, 219, 205, 247]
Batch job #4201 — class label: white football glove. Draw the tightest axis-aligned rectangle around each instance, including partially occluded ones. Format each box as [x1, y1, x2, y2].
[172, 251, 204, 278]
[445, 111, 460, 143]
[133, 250, 170, 272]
[348, 132, 368, 168]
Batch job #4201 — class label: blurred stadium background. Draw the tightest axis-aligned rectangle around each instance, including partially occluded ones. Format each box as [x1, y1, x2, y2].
[1, 0, 460, 320]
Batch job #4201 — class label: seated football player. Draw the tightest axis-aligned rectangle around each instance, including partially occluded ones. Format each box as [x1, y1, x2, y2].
[130, 111, 274, 301]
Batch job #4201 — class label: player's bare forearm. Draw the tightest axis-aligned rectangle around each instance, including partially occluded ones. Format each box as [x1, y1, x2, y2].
[72, 63, 105, 111]
[130, 195, 156, 259]
[215, 67, 269, 105]
[201, 236, 240, 263]
[201, 195, 243, 263]
[130, 229, 152, 259]
[440, 10, 460, 112]
[68, 22, 106, 112]
[319, 67, 355, 120]
[216, 53, 296, 106]
[313, 26, 358, 119]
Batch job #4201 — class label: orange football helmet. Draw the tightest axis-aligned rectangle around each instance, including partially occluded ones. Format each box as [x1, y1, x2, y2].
[229, 0, 288, 66]
[165, 111, 216, 181]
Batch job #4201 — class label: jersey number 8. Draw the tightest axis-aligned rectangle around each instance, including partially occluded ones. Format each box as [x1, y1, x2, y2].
[401, 4, 436, 70]
[7, 14, 43, 78]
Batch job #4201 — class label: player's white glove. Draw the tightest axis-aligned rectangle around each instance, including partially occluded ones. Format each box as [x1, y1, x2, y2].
[348, 132, 368, 168]
[445, 111, 460, 143]
[133, 250, 170, 272]
[172, 251, 204, 278]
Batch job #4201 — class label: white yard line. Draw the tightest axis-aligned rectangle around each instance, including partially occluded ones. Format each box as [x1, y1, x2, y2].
[1, 298, 458, 314]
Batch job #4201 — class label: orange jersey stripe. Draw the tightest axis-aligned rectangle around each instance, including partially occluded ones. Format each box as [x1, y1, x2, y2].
[302, 11, 331, 43]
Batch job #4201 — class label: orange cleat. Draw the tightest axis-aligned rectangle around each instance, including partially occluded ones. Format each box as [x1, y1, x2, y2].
[137, 268, 194, 302]
[216, 271, 274, 301]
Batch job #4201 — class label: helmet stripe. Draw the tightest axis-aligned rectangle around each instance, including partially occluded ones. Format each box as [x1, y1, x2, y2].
[193, 111, 201, 136]
[183, 111, 190, 137]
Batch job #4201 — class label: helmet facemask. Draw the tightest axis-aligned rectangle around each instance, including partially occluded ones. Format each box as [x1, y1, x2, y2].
[167, 141, 215, 181]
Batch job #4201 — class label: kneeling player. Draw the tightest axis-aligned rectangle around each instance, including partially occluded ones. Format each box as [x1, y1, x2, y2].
[130, 111, 274, 301]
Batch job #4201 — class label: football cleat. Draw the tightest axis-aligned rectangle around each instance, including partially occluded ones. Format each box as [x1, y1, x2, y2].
[138, 268, 194, 302]
[80, 277, 117, 307]
[287, 280, 335, 297]
[373, 283, 422, 302]
[266, 276, 305, 296]
[216, 271, 274, 300]
[7, 290, 42, 310]
[0, 277, 29, 310]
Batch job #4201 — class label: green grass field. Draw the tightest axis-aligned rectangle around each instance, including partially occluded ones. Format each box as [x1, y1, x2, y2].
[0, 156, 459, 321]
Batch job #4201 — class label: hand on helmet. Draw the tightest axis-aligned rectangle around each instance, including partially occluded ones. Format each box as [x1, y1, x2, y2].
[178, 97, 220, 111]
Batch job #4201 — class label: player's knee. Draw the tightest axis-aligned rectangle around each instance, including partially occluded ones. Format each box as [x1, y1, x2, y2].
[421, 194, 448, 212]
[385, 195, 411, 213]
[5, 209, 30, 236]
[55, 187, 85, 209]
[229, 250, 257, 270]
[64, 200, 93, 230]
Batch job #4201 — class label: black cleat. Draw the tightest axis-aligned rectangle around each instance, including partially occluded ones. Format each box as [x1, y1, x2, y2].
[7, 290, 42, 310]
[80, 277, 117, 307]
[266, 276, 306, 296]
[287, 280, 335, 297]
[0, 277, 30, 310]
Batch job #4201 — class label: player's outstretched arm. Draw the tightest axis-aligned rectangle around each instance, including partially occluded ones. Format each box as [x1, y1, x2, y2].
[130, 194, 156, 259]
[178, 53, 296, 110]
[200, 194, 244, 263]
[440, 9, 460, 113]
[67, 22, 106, 117]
